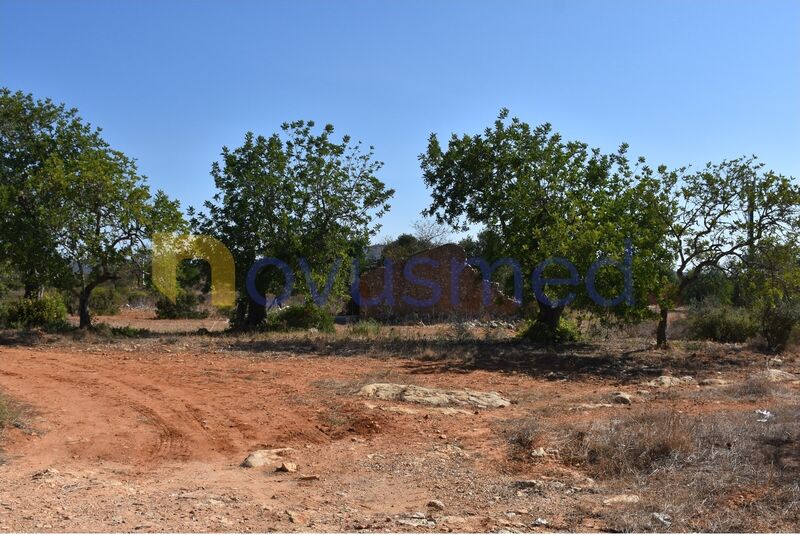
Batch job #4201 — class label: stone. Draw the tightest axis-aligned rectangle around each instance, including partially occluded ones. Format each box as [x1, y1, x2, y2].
[644, 375, 691, 387]
[285, 510, 305, 524]
[427, 499, 445, 511]
[750, 369, 797, 383]
[530, 447, 548, 458]
[611, 392, 633, 404]
[699, 378, 730, 386]
[396, 513, 435, 528]
[652, 512, 672, 527]
[241, 448, 293, 468]
[603, 494, 640, 505]
[275, 462, 297, 473]
[358, 383, 510, 409]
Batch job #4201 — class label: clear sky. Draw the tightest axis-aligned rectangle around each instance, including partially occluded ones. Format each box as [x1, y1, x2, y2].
[2, 0, 798, 240]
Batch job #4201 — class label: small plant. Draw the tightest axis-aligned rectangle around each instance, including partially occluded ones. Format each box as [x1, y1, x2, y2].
[562, 410, 694, 478]
[0, 394, 19, 430]
[349, 318, 381, 336]
[687, 302, 758, 343]
[521, 317, 580, 344]
[88, 285, 124, 315]
[264, 303, 334, 333]
[155, 290, 209, 319]
[3, 294, 68, 329]
[758, 299, 800, 352]
[505, 418, 540, 452]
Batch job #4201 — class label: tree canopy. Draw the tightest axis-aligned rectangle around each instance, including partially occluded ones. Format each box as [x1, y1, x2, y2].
[420, 109, 674, 334]
[192, 120, 394, 326]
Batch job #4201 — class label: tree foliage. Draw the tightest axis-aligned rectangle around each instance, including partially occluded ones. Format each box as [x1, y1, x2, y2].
[654, 157, 800, 346]
[0, 88, 185, 327]
[192, 120, 394, 326]
[420, 109, 674, 332]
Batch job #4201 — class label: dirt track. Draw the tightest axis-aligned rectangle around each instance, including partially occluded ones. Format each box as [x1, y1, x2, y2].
[0, 339, 796, 532]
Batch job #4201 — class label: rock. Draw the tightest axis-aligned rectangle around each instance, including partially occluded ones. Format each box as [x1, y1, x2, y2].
[396, 513, 435, 528]
[530, 447, 548, 458]
[533, 518, 549, 526]
[275, 462, 297, 473]
[427, 499, 445, 511]
[644, 375, 691, 387]
[438, 515, 466, 526]
[603, 494, 640, 505]
[652, 512, 672, 527]
[285, 510, 305, 524]
[611, 392, 633, 405]
[358, 383, 510, 409]
[241, 448, 294, 468]
[298, 474, 320, 481]
[699, 378, 730, 386]
[572, 403, 614, 410]
[750, 369, 797, 383]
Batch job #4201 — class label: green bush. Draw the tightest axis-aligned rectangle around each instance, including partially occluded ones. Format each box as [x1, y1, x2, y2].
[687, 302, 758, 343]
[89, 286, 124, 315]
[3, 294, 68, 329]
[155, 290, 209, 319]
[521, 317, 581, 344]
[264, 303, 334, 333]
[349, 318, 381, 336]
[758, 300, 800, 352]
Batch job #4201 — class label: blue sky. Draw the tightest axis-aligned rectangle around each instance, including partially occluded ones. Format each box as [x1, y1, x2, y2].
[2, 0, 798, 241]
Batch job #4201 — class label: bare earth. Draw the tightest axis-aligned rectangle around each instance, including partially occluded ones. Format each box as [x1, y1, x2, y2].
[0, 324, 797, 532]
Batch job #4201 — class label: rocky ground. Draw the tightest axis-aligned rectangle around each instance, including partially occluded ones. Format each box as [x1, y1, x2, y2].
[0, 325, 798, 532]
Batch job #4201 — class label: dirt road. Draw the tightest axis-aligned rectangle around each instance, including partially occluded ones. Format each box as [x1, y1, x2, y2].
[0, 344, 586, 531]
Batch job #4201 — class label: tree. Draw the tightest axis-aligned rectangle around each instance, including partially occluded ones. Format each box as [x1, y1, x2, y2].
[654, 157, 800, 347]
[193, 120, 394, 327]
[48, 148, 185, 327]
[420, 109, 674, 335]
[0, 88, 102, 296]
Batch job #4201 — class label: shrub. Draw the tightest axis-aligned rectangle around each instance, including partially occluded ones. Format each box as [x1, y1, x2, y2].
[89, 286, 124, 315]
[264, 303, 334, 333]
[3, 294, 68, 329]
[562, 410, 694, 478]
[758, 299, 800, 352]
[155, 290, 209, 319]
[687, 302, 758, 343]
[521, 317, 580, 344]
[349, 318, 381, 336]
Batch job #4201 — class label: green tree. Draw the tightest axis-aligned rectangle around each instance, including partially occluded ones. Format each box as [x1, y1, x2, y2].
[49, 148, 185, 327]
[654, 157, 800, 347]
[420, 109, 674, 335]
[193, 120, 394, 326]
[0, 88, 102, 296]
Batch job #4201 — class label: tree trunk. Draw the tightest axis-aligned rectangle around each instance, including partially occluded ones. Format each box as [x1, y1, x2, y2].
[246, 296, 266, 327]
[78, 289, 92, 329]
[536, 302, 564, 331]
[656, 305, 669, 349]
[23, 281, 39, 299]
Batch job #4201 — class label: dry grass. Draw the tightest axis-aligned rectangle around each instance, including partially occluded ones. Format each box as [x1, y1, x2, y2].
[561, 406, 800, 532]
[504, 417, 541, 453]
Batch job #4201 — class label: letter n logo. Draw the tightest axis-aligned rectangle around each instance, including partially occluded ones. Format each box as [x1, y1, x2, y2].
[152, 234, 236, 308]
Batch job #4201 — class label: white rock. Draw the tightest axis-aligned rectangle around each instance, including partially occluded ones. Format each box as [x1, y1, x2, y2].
[241, 448, 294, 468]
[603, 494, 640, 505]
[358, 383, 510, 409]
